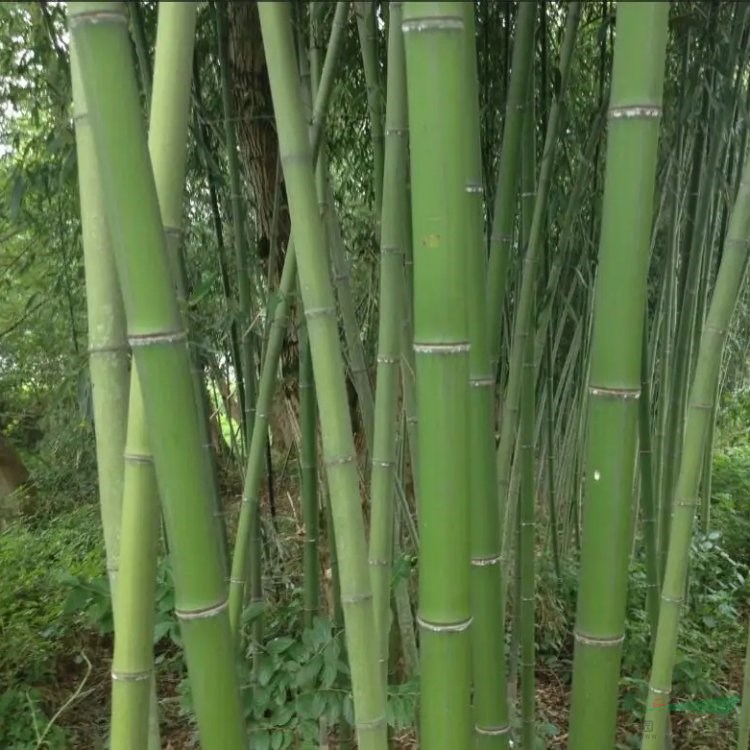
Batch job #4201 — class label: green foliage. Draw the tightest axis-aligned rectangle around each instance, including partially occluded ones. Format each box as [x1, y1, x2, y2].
[61, 557, 181, 652]
[0, 687, 67, 750]
[0, 503, 104, 749]
[0, 503, 103, 684]
[617, 526, 746, 749]
[175, 609, 417, 748]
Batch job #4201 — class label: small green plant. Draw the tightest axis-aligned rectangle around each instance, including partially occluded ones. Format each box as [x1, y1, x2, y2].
[0, 504, 103, 684]
[177, 612, 417, 749]
[0, 687, 67, 750]
[61, 557, 181, 649]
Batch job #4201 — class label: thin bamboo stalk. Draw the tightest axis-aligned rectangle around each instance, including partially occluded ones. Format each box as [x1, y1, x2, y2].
[227, 2, 349, 634]
[258, 5, 386, 748]
[641, 106, 750, 750]
[368, 0, 407, 696]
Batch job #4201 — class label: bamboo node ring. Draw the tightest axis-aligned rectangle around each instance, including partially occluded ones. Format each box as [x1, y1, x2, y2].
[466, 182, 483, 194]
[228, 577, 245, 585]
[341, 592, 373, 605]
[376, 355, 399, 364]
[573, 630, 625, 647]
[381, 244, 403, 255]
[470, 377, 495, 388]
[650, 685, 671, 696]
[661, 594, 683, 604]
[304, 306, 336, 320]
[325, 454, 356, 467]
[475, 724, 510, 736]
[129, 330, 187, 347]
[402, 17, 463, 33]
[588, 385, 641, 399]
[69, 10, 128, 27]
[356, 714, 387, 730]
[417, 615, 473, 633]
[369, 558, 389, 567]
[471, 553, 502, 567]
[111, 670, 151, 682]
[371, 459, 395, 468]
[124, 452, 152, 464]
[176, 598, 228, 621]
[609, 105, 661, 119]
[413, 342, 470, 355]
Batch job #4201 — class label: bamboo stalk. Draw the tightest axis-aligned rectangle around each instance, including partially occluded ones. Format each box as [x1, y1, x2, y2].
[257, 5, 386, 748]
[403, 4, 472, 748]
[567, 3, 669, 746]
[68, 4, 246, 747]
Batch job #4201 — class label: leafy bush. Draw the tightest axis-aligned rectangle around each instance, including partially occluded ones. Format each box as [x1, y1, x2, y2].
[0, 688, 66, 750]
[0, 503, 104, 684]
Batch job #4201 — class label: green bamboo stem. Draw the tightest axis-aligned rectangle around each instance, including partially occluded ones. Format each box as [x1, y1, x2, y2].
[639, 322, 660, 639]
[321, 172, 376, 453]
[459, 4, 509, 747]
[110, 371, 162, 750]
[299, 305, 319, 627]
[71, 35, 161, 750]
[567, 6, 669, 748]
[109, 5, 199, 747]
[496, 3, 580, 551]
[303, 4, 376, 455]
[70, 43, 129, 636]
[485, 0, 536, 376]
[355, 0, 384, 236]
[640, 112, 750, 750]
[227, 1, 349, 635]
[660, 15, 746, 572]
[518, 72, 536, 750]
[68, 5, 246, 748]
[215, 0, 255, 452]
[128, 0, 151, 110]
[403, 4, 471, 748]
[367, 0, 406, 697]
[399, 195, 420, 505]
[258, 5, 386, 748]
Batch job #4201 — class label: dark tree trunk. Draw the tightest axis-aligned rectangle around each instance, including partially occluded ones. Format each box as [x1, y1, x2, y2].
[227, 1, 290, 280]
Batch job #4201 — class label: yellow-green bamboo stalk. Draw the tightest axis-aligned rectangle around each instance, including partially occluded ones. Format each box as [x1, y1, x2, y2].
[460, 3, 509, 747]
[70, 35, 162, 750]
[68, 4, 246, 748]
[567, 4, 670, 747]
[403, 4, 472, 748]
[227, 0, 349, 635]
[641, 109, 750, 750]
[107, 6, 199, 748]
[368, 0, 406, 696]
[257, 5, 386, 748]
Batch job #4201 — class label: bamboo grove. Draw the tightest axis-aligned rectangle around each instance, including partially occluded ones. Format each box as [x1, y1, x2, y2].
[53, 0, 750, 748]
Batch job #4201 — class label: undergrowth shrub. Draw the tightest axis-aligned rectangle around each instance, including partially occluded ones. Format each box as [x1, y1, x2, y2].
[0, 501, 103, 748]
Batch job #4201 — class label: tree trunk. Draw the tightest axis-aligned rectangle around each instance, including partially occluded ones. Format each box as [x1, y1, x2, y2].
[227, 1, 290, 276]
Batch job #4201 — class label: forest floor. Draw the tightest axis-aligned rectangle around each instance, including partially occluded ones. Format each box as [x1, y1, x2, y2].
[45, 646, 741, 749]
[2, 439, 745, 749]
